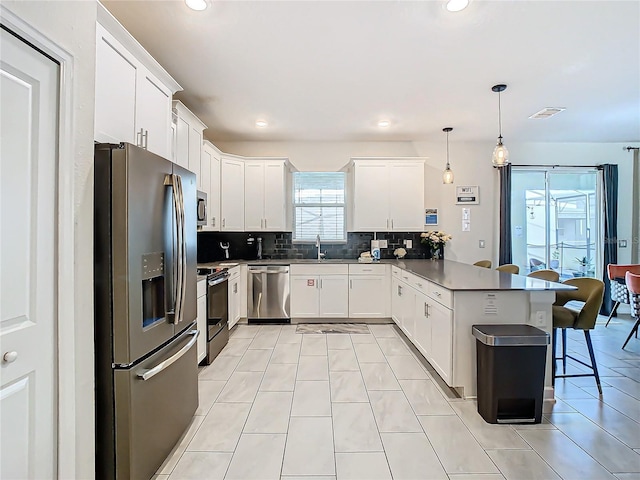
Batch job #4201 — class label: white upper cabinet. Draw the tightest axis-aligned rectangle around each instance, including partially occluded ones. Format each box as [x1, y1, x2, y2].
[352, 159, 425, 231]
[201, 141, 221, 231]
[94, 5, 181, 158]
[172, 100, 207, 180]
[220, 156, 245, 231]
[244, 160, 287, 231]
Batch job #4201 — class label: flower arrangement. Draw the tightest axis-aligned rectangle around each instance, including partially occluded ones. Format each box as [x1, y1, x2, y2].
[393, 247, 407, 259]
[420, 231, 452, 260]
[420, 231, 452, 249]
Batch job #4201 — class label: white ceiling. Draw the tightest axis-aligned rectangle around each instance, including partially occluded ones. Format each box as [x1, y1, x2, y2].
[102, 0, 640, 144]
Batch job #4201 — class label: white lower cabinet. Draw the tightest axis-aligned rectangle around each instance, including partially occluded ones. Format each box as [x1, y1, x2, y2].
[348, 264, 389, 318]
[228, 267, 241, 329]
[428, 298, 453, 385]
[196, 278, 207, 364]
[290, 264, 349, 318]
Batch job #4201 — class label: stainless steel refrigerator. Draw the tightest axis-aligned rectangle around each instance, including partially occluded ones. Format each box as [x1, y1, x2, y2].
[94, 143, 198, 480]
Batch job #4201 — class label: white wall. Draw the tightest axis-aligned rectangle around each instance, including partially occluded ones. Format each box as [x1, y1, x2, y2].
[217, 140, 635, 267]
[2, 1, 97, 478]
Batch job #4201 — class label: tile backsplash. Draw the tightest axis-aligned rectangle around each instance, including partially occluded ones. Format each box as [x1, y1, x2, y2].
[197, 231, 442, 262]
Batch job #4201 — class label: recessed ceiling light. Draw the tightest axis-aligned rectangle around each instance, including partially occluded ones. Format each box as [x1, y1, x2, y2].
[445, 0, 469, 12]
[378, 120, 391, 128]
[255, 120, 268, 128]
[185, 0, 208, 11]
[529, 107, 566, 119]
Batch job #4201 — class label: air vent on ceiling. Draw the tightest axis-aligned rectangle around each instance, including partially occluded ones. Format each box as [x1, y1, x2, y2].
[529, 107, 566, 119]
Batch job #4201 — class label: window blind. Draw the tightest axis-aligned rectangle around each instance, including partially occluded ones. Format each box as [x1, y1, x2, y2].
[293, 172, 346, 242]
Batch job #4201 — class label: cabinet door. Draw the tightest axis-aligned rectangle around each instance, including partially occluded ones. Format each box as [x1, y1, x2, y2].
[352, 162, 389, 231]
[135, 70, 172, 158]
[349, 275, 386, 318]
[319, 275, 349, 318]
[413, 293, 431, 359]
[400, 285, 416, 339]
[429, 300, 453, 385]
[196, 294, 207, 363]
[221, 158, 245, 231]
[201, 144, 211, 204]
[388, 162, 424, 231]
[188, 125, 202, 180]
[174, 116, 190, 170]
[263, 162, 286, 231]
[228, 278, 241, 329]
[244, 162, 265, 231]
[95, 24, 137, 145]
[290, 276, 320, 317]
[209, 150, 221, 230]
[391, 278, 402, 325]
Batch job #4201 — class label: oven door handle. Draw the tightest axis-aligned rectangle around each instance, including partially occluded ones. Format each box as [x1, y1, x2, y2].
[208, 275, 230, 287]
[137, 330, 199, 381]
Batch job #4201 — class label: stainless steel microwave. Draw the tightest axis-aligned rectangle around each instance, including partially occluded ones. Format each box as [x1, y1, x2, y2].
[196, 190, 207, 226]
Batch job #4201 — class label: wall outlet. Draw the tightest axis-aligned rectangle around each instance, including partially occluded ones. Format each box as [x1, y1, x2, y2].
[404, 239, 412, 248]
[535, 311, 546, 326]
[479, 240, 485, 248]
[379, 239, 388, 248]
[619, 239, 628, 248]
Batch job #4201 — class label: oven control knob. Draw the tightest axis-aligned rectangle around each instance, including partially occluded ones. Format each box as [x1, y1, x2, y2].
[3, 351, 18, 363]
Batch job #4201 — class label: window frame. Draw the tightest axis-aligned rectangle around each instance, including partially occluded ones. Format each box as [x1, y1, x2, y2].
[291, 171, 347, 244]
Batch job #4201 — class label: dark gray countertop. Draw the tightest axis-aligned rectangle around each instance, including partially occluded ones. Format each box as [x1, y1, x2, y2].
[197, 258, 575, 292]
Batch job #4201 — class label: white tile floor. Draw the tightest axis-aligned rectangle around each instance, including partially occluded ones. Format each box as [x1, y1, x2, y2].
[155, 313, 640, 480]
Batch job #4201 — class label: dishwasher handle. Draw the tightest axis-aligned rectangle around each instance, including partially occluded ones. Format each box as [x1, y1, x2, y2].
[248, 266, 289, 274]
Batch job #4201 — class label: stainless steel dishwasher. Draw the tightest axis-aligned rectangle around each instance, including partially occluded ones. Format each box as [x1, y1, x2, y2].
[247, 265, 290, 323]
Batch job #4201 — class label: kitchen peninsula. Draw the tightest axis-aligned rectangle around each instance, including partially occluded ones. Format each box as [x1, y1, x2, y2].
[200, 257, 574, 399]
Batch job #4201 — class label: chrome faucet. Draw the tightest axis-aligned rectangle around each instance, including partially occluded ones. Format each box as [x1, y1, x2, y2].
[316, 234, 324, 260]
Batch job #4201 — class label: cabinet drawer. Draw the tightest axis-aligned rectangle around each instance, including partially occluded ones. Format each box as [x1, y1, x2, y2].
[409, 275, 429, 296]
[349, 264, 386, 275]
[391, 266, 402, 278]
[227, 266, 241, 280]
[290, 264, 349, 275]
[428, 282, 452, 309]
[197, 278, 207, 298]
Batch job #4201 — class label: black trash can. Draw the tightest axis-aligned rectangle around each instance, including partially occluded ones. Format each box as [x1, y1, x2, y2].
[472, 324, 550, 424]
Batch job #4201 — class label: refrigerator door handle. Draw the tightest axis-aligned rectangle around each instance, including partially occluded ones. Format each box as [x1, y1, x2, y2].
[164, 173, 185, 324]
[136, 330, 199, 381]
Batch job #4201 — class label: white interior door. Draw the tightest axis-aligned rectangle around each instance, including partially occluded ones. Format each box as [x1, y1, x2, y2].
[1, 28, 59, 479]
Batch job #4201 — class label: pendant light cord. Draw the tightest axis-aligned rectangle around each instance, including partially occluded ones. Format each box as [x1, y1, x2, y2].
[498, 91, 503, 140]
[446, 130, 450, 168]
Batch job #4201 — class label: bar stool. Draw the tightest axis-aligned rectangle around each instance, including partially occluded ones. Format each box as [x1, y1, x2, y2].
[496, 264, 519, 274]
[552, 278, 605, 393]
[605, 264, 640, 327]
[473, 260, 492, 268]
[527, 269, 560, 282]
[623, 271, 640, 350]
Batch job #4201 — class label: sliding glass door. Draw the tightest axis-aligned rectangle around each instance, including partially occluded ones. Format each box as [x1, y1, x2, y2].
[511, 168, 601, 280]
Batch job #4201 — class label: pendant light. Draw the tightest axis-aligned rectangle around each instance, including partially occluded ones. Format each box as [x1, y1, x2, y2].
[442, 127, 454, 184]
[491, 84, 509, 167]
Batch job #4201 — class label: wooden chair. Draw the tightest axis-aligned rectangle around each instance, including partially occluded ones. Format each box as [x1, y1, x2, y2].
[473, 260, 492, 268]
[605, 264, 640, 327]
[623, 271, 640, 350]
[496, 264, 519, 274]
[527, 269, 560, 282]
[552, 277, 605, 393]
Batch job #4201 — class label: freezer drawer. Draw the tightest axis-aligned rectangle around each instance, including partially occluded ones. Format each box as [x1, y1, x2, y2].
[109, 326, 198, 480]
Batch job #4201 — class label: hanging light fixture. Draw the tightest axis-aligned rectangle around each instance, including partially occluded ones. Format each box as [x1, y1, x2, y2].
[442, 127, 454, 184]
[491, 84, 509, 167]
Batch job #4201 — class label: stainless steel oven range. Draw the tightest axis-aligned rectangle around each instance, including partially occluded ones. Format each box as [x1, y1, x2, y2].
[198, 267, 230, 363]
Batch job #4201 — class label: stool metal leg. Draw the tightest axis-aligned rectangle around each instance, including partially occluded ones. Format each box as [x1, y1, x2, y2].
[562, 328, 567, 374]
[552, 328, 557, 387]
[605, 301, 620, 327]
[584, 331, 602, 394]
[622, 318, 640, 350]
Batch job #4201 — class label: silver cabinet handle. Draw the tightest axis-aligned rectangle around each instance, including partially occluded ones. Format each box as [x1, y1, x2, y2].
[398, 285, 402, 296]
[391, 219, 394, 229]
[424, 302, 428, 317]
[435, 291, 442, 297]
[264, 218, 267, 229]
[137, 330, 198, 381]
[212, 217, 216, 227]
[320, 279, 323, 289]
[233, 283, 238, 294]
[386, 219, 389, 229]
[426, 303, 431, 317]
[350, 279, 353, 289]
[143, 129, 149, 149]
[223, 218, 225, 227]
[416, 282, 423, 288]
[260, 218, 263, 229]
